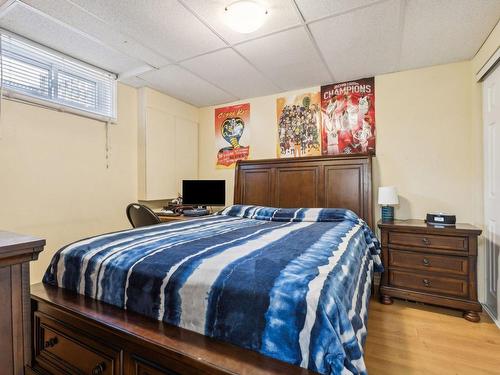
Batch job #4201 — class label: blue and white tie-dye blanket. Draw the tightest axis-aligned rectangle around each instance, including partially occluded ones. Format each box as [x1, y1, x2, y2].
[43, 205, 382, 375]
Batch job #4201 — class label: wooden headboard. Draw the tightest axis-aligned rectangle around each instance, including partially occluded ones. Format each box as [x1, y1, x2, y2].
[234, 154, 373, 229]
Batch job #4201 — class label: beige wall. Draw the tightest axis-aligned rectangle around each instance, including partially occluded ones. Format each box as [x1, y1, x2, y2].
[374, 61, 481, 225]
[199, 86, 316, 203]
[199, 61, 482, 227]
[138, 87, 199, 208]
[0, 83, 138, 283]
[2, 34, 495, 287]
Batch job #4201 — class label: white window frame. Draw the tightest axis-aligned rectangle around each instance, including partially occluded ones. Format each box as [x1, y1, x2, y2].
[0, 30, 118, 123]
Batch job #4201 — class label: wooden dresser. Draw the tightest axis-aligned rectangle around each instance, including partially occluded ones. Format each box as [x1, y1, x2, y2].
[0, 231, 45, 375]
[378, 220, 482, 322]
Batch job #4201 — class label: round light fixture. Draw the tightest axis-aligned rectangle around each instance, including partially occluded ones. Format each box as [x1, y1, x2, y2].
[224, 1, 268, 34]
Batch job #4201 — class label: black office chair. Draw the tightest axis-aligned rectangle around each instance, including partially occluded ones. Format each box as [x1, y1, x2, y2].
[126, 203, 161, 228]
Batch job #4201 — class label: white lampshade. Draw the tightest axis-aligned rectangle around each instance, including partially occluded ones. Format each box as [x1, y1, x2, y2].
[378, 186, 399, 205]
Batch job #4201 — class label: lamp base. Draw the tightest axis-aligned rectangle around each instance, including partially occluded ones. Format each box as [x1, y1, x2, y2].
[381, 206, 394, 221]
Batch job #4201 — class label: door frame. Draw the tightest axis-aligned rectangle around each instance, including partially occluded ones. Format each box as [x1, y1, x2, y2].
[480, 54, 500, 328]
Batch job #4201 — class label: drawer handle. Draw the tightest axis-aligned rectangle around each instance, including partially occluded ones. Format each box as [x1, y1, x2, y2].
[92, 362, 106, 375]
[422, 257, 431, 266]
[422, 237, 431, 245]
[423, 279, 432, 287]
[44, 337, 58, 348]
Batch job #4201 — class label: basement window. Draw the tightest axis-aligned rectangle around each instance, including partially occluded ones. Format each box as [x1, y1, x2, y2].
[0, 32, 117, 122]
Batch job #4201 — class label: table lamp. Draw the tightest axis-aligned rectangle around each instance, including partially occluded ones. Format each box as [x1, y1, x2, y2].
[378, 186, 398, 221]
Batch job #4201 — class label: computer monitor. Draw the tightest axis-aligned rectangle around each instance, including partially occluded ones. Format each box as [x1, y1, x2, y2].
[182, 180, 226, 206]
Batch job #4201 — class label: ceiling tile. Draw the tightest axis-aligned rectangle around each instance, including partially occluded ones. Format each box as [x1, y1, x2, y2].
[22, 0, 169, 68]
[182, 0, 302, 44]
[118, 75, 147, 88]
[139, 65, 237, 107]
[235, 27, 331, 91]
[309, 0, 402, 82]
[69, 0, 226, 62]
[295, 0, 380, 21]
[0, 2, 144, 74]
[400, 0, 500, 70]
[181, 48, 278, 99]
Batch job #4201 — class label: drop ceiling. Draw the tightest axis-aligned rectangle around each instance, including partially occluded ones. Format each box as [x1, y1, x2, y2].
[1, 0, 499, 107]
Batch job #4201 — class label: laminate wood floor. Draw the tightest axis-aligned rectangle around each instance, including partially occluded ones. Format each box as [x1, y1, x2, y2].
[364, 298, 500, 375]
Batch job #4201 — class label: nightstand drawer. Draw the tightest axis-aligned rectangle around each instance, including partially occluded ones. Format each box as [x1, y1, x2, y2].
[389, 270, 468, 298]
[389, 250, 468, 276]
[389, 232, 468, 251]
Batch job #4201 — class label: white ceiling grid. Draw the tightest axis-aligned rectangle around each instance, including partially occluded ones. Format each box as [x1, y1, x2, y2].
[0, 0, 498, 107]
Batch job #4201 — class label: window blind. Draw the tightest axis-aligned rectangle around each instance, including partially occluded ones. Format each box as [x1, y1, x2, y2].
[0, 32, 117, 122]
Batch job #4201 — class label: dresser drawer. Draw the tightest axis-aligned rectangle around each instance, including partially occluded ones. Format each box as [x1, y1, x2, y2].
[389, 232, 468, 251]
[135, 360, 179, 375]
[389, 250, 468, 276]
[34, 312, 121, 375]
[389, 270, 468, 298]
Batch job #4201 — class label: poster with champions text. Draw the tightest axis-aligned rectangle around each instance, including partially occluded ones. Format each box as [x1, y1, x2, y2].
[320, 78, 375, 155]
[215, 103, 250, 169]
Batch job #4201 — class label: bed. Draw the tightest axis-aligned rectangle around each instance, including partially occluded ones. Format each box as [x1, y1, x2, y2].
[28, 154, 380, 375]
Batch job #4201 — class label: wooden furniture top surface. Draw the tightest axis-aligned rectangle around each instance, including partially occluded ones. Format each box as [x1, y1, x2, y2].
[234, 154, 373, 228]
[235, 153, 371, 165]
[157, 214, 199, 222]
[0, 230, 45, 261]
[31, 283, 313, 375]
[377, 219, 482, 235]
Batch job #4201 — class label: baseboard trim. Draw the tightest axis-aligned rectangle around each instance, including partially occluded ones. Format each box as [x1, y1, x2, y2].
[482, 303, 500, 329]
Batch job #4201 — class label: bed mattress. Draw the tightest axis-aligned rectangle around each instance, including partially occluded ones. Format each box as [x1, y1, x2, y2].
[43, 205, 382, 375]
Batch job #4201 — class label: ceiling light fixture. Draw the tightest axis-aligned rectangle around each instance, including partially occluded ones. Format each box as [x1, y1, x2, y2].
[224, 1, 268, 34]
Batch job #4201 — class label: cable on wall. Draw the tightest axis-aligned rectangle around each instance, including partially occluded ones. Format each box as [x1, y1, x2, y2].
[105, 120, 111, 169]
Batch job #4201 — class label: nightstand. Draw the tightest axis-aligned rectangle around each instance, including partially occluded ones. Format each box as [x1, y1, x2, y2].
[378, 219, 482, 322]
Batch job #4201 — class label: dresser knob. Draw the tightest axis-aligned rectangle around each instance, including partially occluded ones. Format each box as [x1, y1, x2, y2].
[423, 279, 431, 287]
[44, 337, 58, 348]
[422, 258, 431, 266]
[91, 362, 106, 375]
[422, 237, 431, 245]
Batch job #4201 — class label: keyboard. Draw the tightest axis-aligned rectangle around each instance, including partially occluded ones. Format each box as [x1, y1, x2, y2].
[183, 209, 210, 216]
[156, 209, 179, 217]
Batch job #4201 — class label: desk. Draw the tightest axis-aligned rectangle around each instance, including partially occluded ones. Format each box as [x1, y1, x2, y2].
[157, 214, 199, 222]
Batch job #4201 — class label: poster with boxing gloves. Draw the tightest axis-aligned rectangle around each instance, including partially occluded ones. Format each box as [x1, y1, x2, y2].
[320, 78, 375, 155]
[215, 103, 250, 169]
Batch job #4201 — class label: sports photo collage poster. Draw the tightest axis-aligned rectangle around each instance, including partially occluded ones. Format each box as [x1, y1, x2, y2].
[276, 92, 322, 158]
[276, 77, 376, 158]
